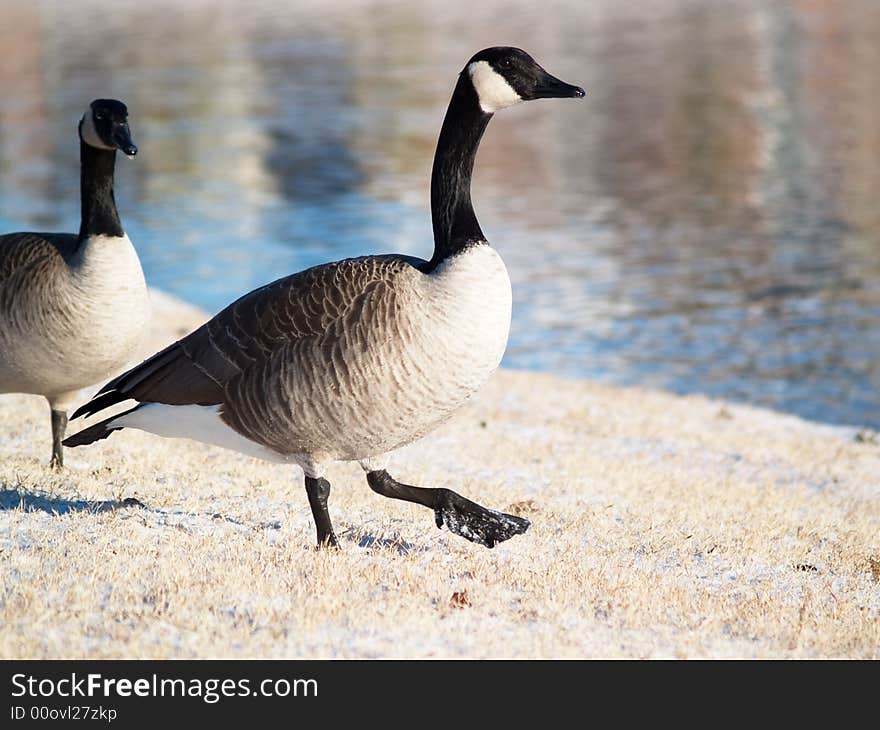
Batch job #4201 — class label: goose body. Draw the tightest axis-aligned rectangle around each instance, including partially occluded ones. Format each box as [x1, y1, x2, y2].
[0, 233, 148, 405]
[66, 49, 584, 548]
[101, 245, 510, 470]
[0, 100, 148, 466]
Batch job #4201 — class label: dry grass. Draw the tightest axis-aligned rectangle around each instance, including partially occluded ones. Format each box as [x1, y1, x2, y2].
[0, 291, 878, 658]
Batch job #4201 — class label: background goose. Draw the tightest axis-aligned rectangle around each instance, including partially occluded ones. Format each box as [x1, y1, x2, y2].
[0, 99, 149, 468]
[65, 48, 584, 548]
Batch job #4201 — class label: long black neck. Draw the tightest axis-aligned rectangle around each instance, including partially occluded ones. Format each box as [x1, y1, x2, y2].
[427, 73, 492, 269]
[78, 138, 124, 240]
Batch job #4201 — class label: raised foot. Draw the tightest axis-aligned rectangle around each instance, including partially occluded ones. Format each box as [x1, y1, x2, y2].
[434, 490, 530, 548]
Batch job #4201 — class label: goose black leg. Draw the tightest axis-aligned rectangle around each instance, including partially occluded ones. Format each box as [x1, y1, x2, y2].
[49, 409, 67, 469]
[365, 470, 529, 548]
[304, 476, 339, 548]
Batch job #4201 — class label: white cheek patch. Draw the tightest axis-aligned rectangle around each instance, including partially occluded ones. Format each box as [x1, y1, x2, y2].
[79, 111, 115, 151]
[468, 60, 523, 113]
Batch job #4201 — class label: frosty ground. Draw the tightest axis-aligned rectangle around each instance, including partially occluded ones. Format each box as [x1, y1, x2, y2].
[1, 290, 877, 658]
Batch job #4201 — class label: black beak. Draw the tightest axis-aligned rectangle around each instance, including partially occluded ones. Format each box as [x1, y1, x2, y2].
[532, 68, 585, 100]
[112, 123, 138, 157]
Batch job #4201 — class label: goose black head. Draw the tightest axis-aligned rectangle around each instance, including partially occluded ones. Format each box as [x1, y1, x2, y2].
[464, 47, 585, 114]
[78, 99, 137, 157]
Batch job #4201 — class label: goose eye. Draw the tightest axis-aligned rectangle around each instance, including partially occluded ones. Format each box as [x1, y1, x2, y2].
[95, 112, 105, 120]
[498, 58, 512, 70]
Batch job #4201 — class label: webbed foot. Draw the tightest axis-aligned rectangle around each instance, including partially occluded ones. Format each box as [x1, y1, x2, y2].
[433, 489, 530, 548]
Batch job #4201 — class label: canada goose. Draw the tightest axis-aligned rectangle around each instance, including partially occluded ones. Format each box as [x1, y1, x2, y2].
[0, 99, 148, 468]
[65, 48, 584, 548]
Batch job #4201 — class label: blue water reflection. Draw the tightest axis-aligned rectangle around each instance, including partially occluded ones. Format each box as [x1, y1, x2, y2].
[1, 0, 878, 427]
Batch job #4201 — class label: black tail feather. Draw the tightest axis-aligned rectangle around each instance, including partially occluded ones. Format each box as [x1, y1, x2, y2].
[73, 338, 222, 421]
[70, 389, 129, 421]
[70, 346, 175, 420]
[62, 405, 140, 448]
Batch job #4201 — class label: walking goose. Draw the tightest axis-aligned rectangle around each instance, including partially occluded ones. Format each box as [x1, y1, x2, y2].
[1, 99, 148, 467]
[65, 48, 584, 547]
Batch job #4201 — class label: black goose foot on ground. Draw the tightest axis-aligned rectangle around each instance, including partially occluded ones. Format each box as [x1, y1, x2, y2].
[314, 533, 340, 550]
[50, 409, 67, 469]
[305, 475, 340, 549]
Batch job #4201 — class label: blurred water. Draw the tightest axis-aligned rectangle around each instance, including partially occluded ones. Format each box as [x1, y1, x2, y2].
[1, 0, 879, 428]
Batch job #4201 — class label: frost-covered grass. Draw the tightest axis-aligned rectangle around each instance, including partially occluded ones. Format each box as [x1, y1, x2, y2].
[0, 292, 878, 658]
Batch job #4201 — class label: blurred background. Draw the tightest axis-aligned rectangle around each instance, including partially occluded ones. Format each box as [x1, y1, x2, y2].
[0, 0, 878, 428]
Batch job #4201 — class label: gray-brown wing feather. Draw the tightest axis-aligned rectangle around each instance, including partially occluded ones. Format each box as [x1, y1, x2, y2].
[219, 273, 398, 454]
[0, 232, 78, 308]
[77, 255, 423, 425]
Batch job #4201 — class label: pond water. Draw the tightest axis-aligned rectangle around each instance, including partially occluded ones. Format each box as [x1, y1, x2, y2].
[1, 0, 879, 428]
